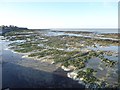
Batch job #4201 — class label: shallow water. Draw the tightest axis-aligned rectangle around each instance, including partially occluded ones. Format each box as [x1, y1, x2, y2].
[51, 29, 118, 33]
[87, 44, 118, 52]
[43, 31, 118, 41]
[85, 57, 118, 85]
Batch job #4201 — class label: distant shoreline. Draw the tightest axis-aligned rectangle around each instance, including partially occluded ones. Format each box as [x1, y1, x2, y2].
[50, 29, 118, 34]
[28, 28, 118, 34]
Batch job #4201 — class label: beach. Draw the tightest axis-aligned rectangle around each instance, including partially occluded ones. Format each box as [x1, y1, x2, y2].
[1, 29, 119, 88]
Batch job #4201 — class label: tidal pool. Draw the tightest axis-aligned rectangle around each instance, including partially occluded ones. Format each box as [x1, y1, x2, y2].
[87, 44, 118, 52]
[85, 57, 118, 86]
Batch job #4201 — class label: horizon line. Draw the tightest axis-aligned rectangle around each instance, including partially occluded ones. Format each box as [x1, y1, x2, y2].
[0, 25, 118, 29]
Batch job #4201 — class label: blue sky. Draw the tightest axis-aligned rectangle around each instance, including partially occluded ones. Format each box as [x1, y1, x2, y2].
[0, 2, 118, 29]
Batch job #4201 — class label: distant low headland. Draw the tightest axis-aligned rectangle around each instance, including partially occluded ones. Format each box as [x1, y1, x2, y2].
[0, 25, 28, 35]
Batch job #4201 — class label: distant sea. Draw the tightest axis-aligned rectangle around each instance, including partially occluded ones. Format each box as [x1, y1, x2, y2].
[51, 29, 119, 33]
[0, 29, 119, 34]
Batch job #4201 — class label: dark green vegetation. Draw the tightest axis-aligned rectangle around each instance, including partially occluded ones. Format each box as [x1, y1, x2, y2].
[98, 55, 117, 67]
[77, 68, 99, 84]
[4, 29, 119, 88]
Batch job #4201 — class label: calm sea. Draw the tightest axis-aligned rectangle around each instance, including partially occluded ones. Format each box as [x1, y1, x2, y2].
[51, 29, 118, 33]
[0, 29, 119, 34]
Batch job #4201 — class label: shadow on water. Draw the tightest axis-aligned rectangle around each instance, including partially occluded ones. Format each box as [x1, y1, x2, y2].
[2, 62, 85, 88]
